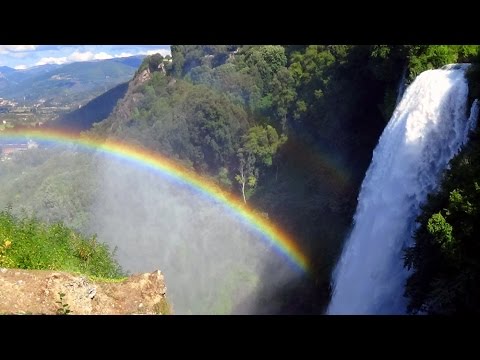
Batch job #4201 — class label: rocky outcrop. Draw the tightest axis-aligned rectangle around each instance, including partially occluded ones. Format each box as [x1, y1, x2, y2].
[95, 67, 151, 134]
[0, 268, 171, 315]
[134, 68, 152, 86]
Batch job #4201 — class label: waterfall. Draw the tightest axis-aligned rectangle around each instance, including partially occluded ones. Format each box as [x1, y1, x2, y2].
[327, 64, 479, 315]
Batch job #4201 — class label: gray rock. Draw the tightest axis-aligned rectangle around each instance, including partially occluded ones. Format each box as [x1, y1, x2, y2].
[87, 287, 96, 299]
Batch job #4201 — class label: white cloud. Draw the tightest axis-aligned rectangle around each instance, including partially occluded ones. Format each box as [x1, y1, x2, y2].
[93, 52, 112, 60]
[0, 45, 38, 54]
[14, 64, 27, 70]
[35, 51, 113, 66]
[115, 52, 134, 58]
[144, 48, 171, 56]
[67, 50, 113, 62]
[35, 56, 68, 66]
[67, 50, 96, 62]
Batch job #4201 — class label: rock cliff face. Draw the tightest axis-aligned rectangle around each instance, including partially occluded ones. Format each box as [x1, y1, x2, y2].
[0, 268, 171, 315]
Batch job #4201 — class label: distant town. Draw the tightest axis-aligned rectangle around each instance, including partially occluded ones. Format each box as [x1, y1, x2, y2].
[0, 96, 74, 130]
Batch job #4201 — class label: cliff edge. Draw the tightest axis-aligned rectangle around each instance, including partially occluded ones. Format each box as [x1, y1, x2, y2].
[0, 268, 170, 315]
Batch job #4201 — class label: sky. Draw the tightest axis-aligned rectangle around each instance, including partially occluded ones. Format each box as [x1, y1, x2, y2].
[0, 45, 171, 69]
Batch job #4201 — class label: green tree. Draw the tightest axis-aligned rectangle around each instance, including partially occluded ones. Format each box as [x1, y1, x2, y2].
[269, 67, 296, 130]
[243, 125, 286, 167]
[234, 125, 286, 202]
[427, 212, 454, 252]
[244, 45, 287, 92]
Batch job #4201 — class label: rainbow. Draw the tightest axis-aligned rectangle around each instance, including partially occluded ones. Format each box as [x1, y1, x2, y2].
[0, 128, 310, 273]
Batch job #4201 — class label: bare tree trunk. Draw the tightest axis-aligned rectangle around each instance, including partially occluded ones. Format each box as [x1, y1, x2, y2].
[239, 164, 247, 204]
[241, 180, 246, 204]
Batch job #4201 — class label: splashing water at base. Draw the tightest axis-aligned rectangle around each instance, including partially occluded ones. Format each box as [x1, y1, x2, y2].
[327, 65, 479, 314]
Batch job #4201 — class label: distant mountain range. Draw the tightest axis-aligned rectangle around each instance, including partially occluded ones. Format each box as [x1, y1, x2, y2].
[0, 56, 145, 105]
[0, 66, 16, 75]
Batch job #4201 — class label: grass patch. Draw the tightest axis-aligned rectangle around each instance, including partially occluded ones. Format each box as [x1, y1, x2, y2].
[87, 274, 128, 283]
[0, 210, 123, 279]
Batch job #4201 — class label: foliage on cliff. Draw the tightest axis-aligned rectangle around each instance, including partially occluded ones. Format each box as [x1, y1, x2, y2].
[0, 210, 122, 279]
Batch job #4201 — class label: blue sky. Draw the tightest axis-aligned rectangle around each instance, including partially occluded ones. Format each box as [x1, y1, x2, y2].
[0, 45, 171, 69]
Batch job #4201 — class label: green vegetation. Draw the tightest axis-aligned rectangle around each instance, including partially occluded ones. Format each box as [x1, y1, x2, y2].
[0, 210, 122, 279]
[406, 45, 479, 82]
[56, 292, 72, 315]
[235, 125, 286, 202]
[0, 148, 97, 233]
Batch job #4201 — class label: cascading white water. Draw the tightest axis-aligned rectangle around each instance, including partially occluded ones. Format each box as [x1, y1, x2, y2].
[327, 64, 479, 315]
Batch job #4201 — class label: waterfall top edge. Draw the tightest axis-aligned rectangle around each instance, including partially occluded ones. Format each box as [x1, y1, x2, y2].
[441, 63, 471, 70]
